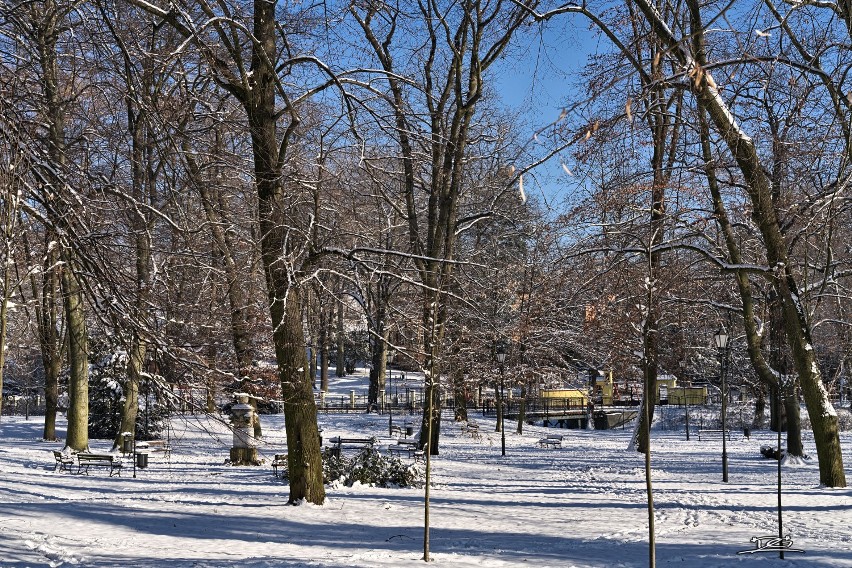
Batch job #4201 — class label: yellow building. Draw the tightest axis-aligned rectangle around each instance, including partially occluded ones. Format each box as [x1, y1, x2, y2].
[540, 388, 589, 408]
[591, 372, 707, 405]
[667, 386, 708, 405]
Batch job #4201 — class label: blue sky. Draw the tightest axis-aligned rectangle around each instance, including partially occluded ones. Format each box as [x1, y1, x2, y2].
[490, 17, 601, 208]
[493, 18, 597, 113]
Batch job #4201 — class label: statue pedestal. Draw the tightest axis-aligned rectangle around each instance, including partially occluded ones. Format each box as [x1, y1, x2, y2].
[229, 394, 260, 465]
[230, 446, 258, 465]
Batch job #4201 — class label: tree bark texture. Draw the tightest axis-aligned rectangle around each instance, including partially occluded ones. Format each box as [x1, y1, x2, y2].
[23, 232, 62, 440]
[644, 0, 846, 486]
[336, 300, 345, 377]
[114, 68, 154, 449]
[248, 0, 324, 504]
[33, 0, 89, 452]
[62, 261, 89, 452]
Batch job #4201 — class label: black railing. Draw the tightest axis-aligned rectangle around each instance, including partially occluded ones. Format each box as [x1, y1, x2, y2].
[315, 394, 424, 414]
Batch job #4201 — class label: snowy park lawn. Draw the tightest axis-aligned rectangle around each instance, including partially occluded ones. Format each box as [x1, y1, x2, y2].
[1, 409, 851, 567]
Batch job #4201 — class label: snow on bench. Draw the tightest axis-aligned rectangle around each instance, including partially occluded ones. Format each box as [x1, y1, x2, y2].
[52, 450, 74, 473]
[537, 434, 563, 449]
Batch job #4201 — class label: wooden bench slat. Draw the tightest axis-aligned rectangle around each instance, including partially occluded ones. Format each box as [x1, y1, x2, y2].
[77, 453, 123, 477]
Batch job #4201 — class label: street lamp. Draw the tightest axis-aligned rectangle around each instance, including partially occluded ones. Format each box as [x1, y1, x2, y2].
[495, 341, 507, 457]
[714, 325, 729, 482]
[387, 348, 395, 436]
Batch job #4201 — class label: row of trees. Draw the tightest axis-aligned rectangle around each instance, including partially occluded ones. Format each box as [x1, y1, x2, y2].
[0, 0, 849, 511]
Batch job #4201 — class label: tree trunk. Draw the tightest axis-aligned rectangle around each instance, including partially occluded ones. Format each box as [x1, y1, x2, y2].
[697, 102, 782, 424]
[113, 72, 154, 449]
[24, 233, 62, 441]
[752, 384, 766, 430]
[26, 0, 68, 443]
[641, 0, 845, 487]
[320, 333, 331, 392]
[308, 308, 317, 389]
[336, 300, 345, 377]
[32, 1, 88, 451]
[42, 341, 61, 440]
[62, 261, 89, 452]
[320, 312, 329, 392]
[206, 382, 216, 413]
[784, 382, 804, 457]
[516, 384, 527, 434]
[115, 338, 143, 447]
[256, 220, 324, 503]
[183, 134, 261, 436]
[263, 282, 324, 504]
[0, 265, 9, 421]
[247, 0, 323, 504]
[368, 297, 388, 408]
[770, 385, 786, 433]
[419, 372, 442, 455]
[454, 368, 468, 423]
[637, 326, 658, 453]
[634, 28, 679, 454]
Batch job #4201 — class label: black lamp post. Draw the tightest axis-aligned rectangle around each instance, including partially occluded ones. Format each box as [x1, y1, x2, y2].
[680, 360, 690, 441]
[387, 348, 395, 436]
[25, 372, 31, 421]
[714, 325, 729, 482]
[496, 341, 507, 457]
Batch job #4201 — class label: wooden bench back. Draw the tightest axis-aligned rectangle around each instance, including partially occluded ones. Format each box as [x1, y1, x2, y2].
[78, 453, 114, 462]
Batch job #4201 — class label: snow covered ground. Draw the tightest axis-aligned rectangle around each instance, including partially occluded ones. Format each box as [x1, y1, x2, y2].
[1, 375, 851, 567]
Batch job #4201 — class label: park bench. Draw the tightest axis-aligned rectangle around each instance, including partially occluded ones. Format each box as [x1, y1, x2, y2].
[52, 450, 75, 473]
[389, 425, 403, 438]
[77, 453, 123, 477]
[271, 453, 288, 477]
[538, 434, 563, 448]
[328, 436, 376, 458]
[463, 421, 481, 439]
[387, 442, 425, 462]
[697, 429, 733, 442]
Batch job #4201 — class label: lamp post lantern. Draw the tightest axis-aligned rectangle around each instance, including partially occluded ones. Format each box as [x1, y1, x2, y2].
[714, 325, 729, 482]
[387, 348, 395, 436]
[496, 341, 507, 457]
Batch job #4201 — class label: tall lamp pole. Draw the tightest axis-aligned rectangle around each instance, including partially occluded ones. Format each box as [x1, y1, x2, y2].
[777, 381, 784, 559]
[714, 325, 729, 482]
[386, 349, 395, 436]
[496, 341, 507, 457]
[681, 361, 690, 441]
